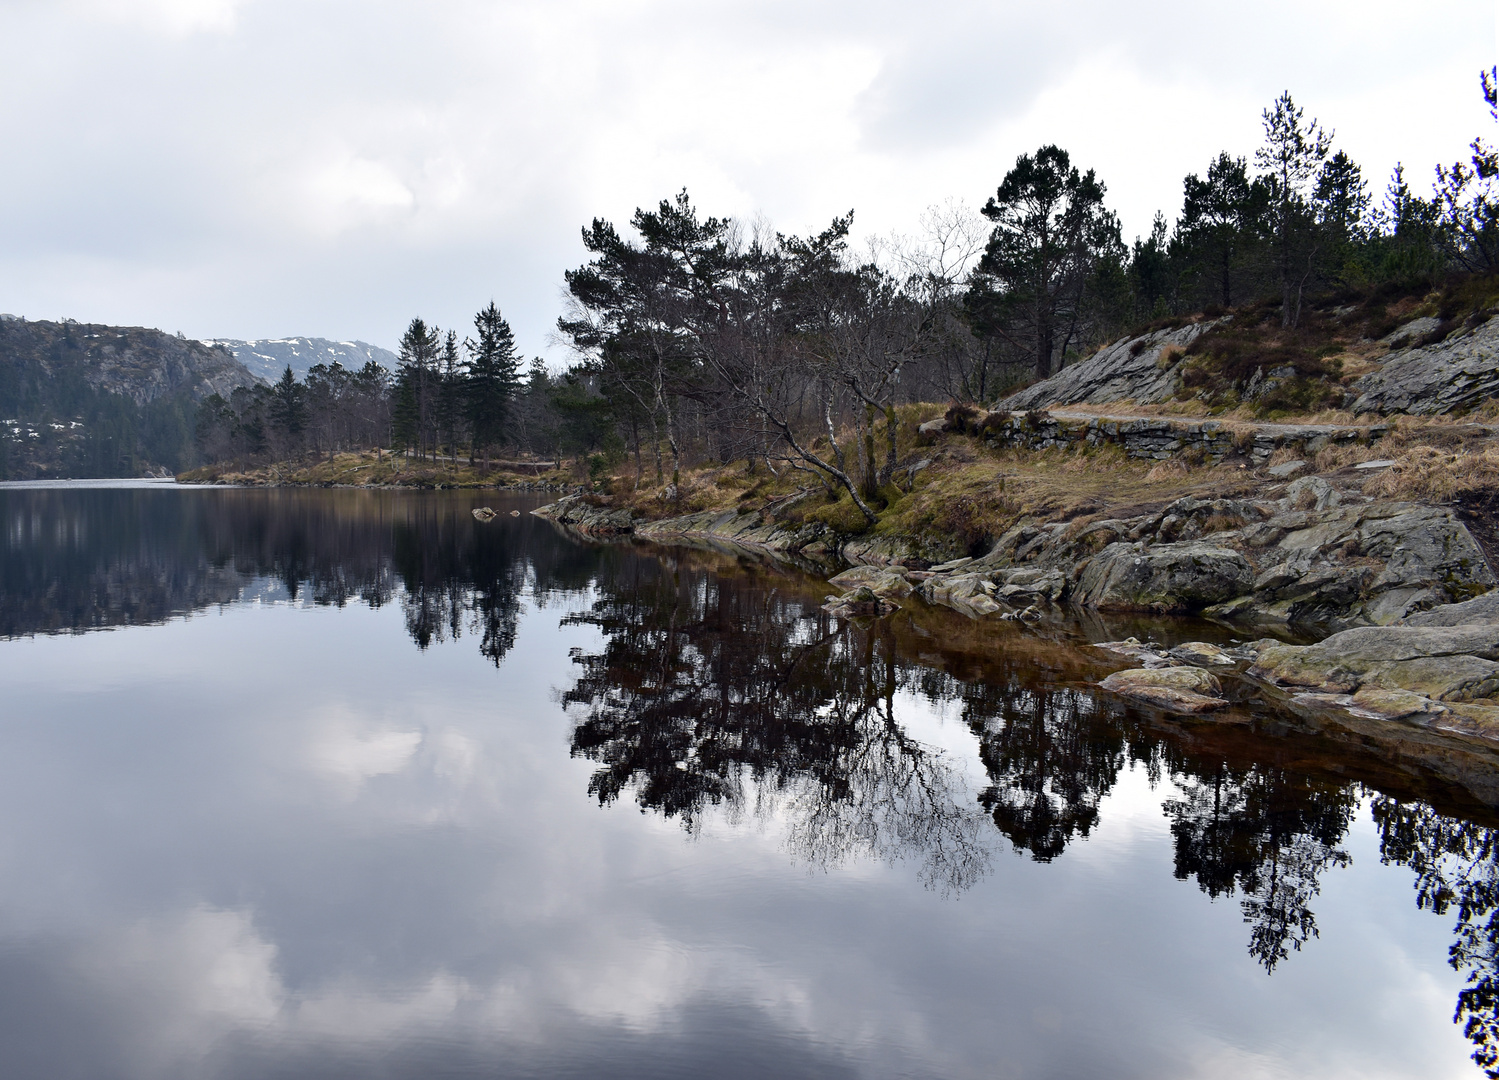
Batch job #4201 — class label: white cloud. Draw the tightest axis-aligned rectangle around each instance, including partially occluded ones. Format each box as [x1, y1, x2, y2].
[91, 0, 243, 35]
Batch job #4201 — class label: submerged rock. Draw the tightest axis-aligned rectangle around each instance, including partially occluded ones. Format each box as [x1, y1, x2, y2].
[823, 584, 899, 618]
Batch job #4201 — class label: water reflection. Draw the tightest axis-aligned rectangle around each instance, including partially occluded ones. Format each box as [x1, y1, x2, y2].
[560, 557, 990, 892]
[1165, 765, 1356, 971]
[8, 485, 1499, 1073]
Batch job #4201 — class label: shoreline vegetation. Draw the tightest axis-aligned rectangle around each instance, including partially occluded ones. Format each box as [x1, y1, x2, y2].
[177, 450, 574, 490]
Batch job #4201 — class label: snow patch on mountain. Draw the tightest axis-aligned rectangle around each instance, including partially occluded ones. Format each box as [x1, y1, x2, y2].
[201, 337, 397, 383]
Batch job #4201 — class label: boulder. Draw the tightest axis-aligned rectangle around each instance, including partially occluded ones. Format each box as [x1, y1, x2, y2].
[1099, 666, 1227, 712]
[1071, 541, 1255, 613]
[1167, 641, 1237, 666]
[827, 565, 913, 598]
[823, 585, 899, 618]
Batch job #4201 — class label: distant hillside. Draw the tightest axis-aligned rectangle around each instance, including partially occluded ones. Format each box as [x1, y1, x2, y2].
[0, 317, 260, 480]
[202, 337, 396, 382]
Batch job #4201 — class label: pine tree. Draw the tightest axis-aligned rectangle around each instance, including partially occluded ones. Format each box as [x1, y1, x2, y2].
[438, 329, 466, 465]
[393, 317, 440, 458]
[465, 302, 522, 469]
[1177, 152, 1269, 309]
[1255, 92, 1333, 327]
[269, 365, 306, 444]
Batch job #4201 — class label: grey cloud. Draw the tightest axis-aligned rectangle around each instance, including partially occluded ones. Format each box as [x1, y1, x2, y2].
[0, 0, 1491, 355]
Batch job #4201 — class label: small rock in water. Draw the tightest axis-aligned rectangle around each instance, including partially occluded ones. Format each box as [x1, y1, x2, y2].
[1267, 460, 1307, 478]
[1099, 667, 1228, 713]
[1354, 459, 1398, 470]
[472, 507, 497, 522]
[1167, 641, 1237, 666]
[510, 509, 521, 517]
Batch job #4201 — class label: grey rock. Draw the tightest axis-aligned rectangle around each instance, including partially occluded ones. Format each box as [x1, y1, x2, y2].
[1282, 476, 1339, 511]
[1354, 459, 1398, 470]
[1352, 316, 1499, 415]
[1072, 541, 1255, 613]
[993, 321, 1215, 411]
[1402, 590, 1499, 627]
[1167, 641, 1237, 666]
[1267, 459, 1308, 478]
[1380, 316, 1442, 346]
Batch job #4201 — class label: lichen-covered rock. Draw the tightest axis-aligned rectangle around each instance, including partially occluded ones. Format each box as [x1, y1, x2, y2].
[1099, 666, 1227, 712]
[1167, 642, 1237, 666]
[1351, 317, 1499, 415]
[532, 495, 637, 534]
[994, 322, 1214, 411]
[827, 565, 913, 599]
[1071, 541, 1255, 613]
[1250, 624, 1499, 704]
[1403, 591, 1499, 626]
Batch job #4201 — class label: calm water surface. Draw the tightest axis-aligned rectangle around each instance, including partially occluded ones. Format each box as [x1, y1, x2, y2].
[2, 482, 1498, 1079]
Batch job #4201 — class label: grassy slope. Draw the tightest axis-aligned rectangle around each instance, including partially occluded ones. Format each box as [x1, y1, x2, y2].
[178, 449, 571, 489]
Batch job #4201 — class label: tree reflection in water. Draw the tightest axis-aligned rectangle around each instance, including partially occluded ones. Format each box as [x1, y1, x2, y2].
[553, 542, 1499, 1068]
[957, 681, 1126, 861]
[1375, 798, 1499, 1076]
[1164, 765, 1355, 972]
[561, 556, 991, 892]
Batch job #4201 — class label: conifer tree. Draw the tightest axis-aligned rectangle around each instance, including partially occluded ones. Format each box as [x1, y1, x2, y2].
[967, 145, 1124, 378]
[393, 317, 440, 458]
[1177, 152, 1268, 308]
[465, 301, 521, 469]
[1256, 92, 1333, 326]
[438, 329, 466, 464]
[270, 365, 306, 444]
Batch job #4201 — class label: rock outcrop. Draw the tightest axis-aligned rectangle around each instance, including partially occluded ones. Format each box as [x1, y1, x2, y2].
[536, 473, 1496, 632]
[1244, 596, 1499, 741]
[1351, 317, 1499, 415]
[931, 406, 1385, 467]
[994, 322, 1215, 411]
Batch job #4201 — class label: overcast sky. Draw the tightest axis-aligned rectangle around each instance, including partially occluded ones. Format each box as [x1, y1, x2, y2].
[0, 0, 1493, 360]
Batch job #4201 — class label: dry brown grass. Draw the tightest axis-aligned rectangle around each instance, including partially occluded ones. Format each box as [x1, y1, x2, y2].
[1363, 445, 1499, 502]
[1145, 459, 1189, 481]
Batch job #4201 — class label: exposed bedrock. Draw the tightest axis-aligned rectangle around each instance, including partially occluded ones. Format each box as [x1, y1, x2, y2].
[1241, 597, 1499, 741]
[537, 478, 1497, 632]
[993, 322, 1213, 412]
[1351, 317, 1499, 415]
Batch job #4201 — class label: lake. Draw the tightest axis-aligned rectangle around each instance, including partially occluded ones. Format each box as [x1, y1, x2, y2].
[0, 481, 1495, 1079]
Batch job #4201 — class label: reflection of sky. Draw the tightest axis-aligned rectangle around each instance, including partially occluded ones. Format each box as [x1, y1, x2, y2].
[0, 594, 1477, 1078]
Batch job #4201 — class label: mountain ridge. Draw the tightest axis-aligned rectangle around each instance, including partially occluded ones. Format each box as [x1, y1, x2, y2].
[202, 337, 397, 382]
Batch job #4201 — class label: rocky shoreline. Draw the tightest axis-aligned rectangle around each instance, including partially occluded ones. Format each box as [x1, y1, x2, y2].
[533, 481, 1499, 746]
